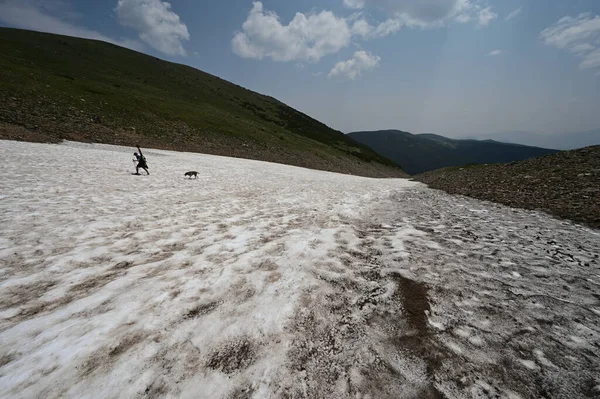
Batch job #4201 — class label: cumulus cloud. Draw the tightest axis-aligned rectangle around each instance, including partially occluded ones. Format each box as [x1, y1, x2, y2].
[477, 7, 496, 26]
[232, 1, 497, 63]
[328, 51, 380, 79]
[232, 2, 351, 62]
[115, 0, 190, 56]
[351, 19, 373, 36]
[0, 0, 142, 50]
[505, 7, 522, 21]
[541, 13, 600, 72]
[488, 49, 502, 56]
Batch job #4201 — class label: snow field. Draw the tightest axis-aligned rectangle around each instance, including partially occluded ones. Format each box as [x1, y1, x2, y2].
[0, 140, 599, 398]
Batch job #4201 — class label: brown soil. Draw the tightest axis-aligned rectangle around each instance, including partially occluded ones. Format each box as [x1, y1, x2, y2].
[390, 274, 446, 399]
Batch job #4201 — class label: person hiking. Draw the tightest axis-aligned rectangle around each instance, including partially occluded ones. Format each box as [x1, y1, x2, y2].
[133, 145, 149, 175]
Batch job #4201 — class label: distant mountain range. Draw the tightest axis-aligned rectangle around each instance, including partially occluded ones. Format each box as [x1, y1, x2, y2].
[348, 130, 560, 175]
[464, 130, 600, 150]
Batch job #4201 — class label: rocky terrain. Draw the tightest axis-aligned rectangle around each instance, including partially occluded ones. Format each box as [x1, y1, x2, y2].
[415, 146, 600, 228]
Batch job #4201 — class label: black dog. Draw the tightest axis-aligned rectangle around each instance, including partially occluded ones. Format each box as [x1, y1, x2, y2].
[184, 171, 198, 179]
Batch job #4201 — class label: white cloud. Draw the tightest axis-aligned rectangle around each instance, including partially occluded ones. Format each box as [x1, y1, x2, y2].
[505, 7, 522, 21]
[540, 13, 600, 50]
[580, 48, 600, 70]
[570, 43, 595, 54]
[341, 0, 496, 28]
[488, 49, 502, 56]
[348, 17, 407, 39]
[349, 17, 407, 39]
[371, 18, 405, 36]
[351, 19, 372, 36]
[455, 13, 471, 23]
[0, 0, 143, 51]
[343, 0, 365, 9]
[232, 2, 351, 62]
[541, 13, 600, 72]
[360, 2, 495, 38]
[477, 7, 496, 26]
[115, 0, 190, 56]
[342, 0, 466, 25]
[328, 51, 380, 79]
[232, 1, 497, 63]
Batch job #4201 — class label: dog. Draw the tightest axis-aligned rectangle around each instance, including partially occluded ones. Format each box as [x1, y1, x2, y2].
[184, 171, 198, 179]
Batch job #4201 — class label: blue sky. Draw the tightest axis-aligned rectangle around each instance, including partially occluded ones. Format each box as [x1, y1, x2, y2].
[1, 0, 600, 137]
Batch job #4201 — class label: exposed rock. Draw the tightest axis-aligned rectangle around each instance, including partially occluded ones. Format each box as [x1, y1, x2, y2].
[415, 146, 600, 229]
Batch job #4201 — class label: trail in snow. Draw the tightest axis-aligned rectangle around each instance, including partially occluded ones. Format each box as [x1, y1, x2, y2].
[0, 140, 599, 399]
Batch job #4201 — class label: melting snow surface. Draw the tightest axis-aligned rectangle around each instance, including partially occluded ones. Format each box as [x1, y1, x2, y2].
[0, 140, 599, 398]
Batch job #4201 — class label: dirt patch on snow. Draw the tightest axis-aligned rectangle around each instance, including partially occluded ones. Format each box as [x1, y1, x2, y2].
[183, 301, 222, 319]
[205, 337, 259, 374]
[79, 330, 147, 377]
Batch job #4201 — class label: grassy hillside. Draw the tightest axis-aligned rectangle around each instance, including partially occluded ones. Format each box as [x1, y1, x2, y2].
[0, 28, 404, 177]
[348, 130, 559, 175]
[415, 146, 600, 228]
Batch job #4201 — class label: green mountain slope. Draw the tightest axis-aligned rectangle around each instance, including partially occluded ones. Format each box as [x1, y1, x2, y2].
[0, 28, 404, 177]
[348, 130, 560, 175]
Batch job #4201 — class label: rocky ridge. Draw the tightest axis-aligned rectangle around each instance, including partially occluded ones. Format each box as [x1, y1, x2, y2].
[415, 146, 600, 229]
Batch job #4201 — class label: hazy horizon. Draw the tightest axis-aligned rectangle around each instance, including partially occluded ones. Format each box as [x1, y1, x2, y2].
[343, 127, 600, 138]
[1, 0, 600, 143]
[346, 127, 600, 150]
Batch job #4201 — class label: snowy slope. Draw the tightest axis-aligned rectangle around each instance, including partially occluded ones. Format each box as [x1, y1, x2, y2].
[0, 140, 599, 399]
